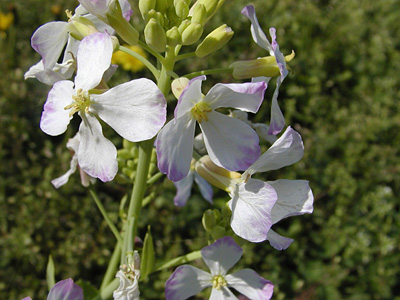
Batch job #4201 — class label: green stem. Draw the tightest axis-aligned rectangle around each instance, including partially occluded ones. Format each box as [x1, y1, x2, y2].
[100, 241, 121, 292]
[155, 250, 202, 272]
[146, 172, 163, 185]
[175, 52, 196, 61]
[138, 40, 165, 64]
[184, 67, 233, 79]
[90, 189, 123, 245]
[119, 45, 160, 80]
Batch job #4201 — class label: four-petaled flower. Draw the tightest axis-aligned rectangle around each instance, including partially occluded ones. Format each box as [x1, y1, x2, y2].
[165, 236, 274, 300]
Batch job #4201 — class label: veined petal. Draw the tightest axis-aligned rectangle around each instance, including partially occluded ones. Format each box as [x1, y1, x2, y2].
[173, 171, 195, 206]
[229, 179, 277, 242]
[90, 78, 166, 141]
[40, 81, 74, 136]
[78, 113, 117, 182]
[209, 287, 238, 300]
[47, 278, 83, 300]
[31, 21, 69, 69]
[241, 6, 273, 55]
[226, 269, 274, 300]
[75, 32, 113, 91]
[165, 265, 212, 300]
[201, 237, 242, 276]
[267, 179, 314, 224]
[266, 229, 294, 251]
[200, 111, 260, 171]
[245, 126, 303, 176]
[205, 81, 266, 113]
[174, 76, 205, 119]
[156, 115, 196, 182]
[194, 172, 213, 204]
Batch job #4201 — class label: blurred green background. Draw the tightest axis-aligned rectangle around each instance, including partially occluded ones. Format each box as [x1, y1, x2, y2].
[1, 0, 399, 299]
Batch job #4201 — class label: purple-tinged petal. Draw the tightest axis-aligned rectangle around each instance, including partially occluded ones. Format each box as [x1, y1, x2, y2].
[200, 111, 260, 171]
[31, 21, 69, 69]
[226, 269, 274, 300]
[90, 78, 166, 141]
[244, 126, 304, 177]
[75, 32, 113, 91]
[209, 287, 238, 300]
[173, 170, 195, 206]
[78, 0, 108, 19]
[78, 113, 117, 182]
[40, 81, 74, 136]
[21, 298, 32, 300]
[165, 265, 212, 300]
[194, 172, 213, 204]
[201, 237, 243, 276]
[174, 76, 205, 119]
[269, 28, 288, 79]
[253, 123, 277, 144]
[241, 5, 273, 55]
[229, 179, 277, 243]
[268, 82, 286, 135]
[267, 179, 314, 224]
[205, 81, 266, 113]
[120, 0, 133, 21]
[156, 115, 196, 182]
[266, 229, 294, 251]
[47, 278, 83, 300]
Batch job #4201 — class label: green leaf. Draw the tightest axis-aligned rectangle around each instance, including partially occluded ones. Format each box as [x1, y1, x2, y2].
[140, 226, 155, 281]
[75, 280, 99, 300]
[46, 255, 55, 291]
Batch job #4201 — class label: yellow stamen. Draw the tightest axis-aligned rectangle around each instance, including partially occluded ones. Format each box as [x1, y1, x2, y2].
[212, 275, 227, 290]
[64, 89, 91, 117]
[191, 101, 212, 123]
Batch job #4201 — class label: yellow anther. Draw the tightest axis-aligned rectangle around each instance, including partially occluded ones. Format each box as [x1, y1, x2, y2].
[191, 101, 211, 123]
[212, 275, 227, 290]
[64, 89, 91, 117]
[65, 9, 73, 20]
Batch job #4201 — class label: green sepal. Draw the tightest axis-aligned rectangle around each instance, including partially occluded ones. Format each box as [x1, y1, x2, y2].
[46, 255, 55, 291]
[141, 226, 156, 281]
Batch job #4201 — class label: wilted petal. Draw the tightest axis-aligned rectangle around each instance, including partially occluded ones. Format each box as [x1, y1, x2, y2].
[229, 179, 277, 242]
[245, 126, 303, 176]
[226, 269, 274, 300]
[268, 85, 285, 135]
[209, 287, 238, 300]
[266, 229, 294, 251]
[241, 5, 273, 55]
[173, 171, 195, 206]
[201, 237, 243, 276]
[156, 115, 196, 182]
[113, 270, 140, 300]
[91, 78, 166, 141]
[174, 76, 205, 119]
[205, 81, 266, 113]
[78, 113, 117, 182]
[25, 60, 67, 85]
[200, 111, 260, 171]
[75, 32, 113, 91]
[194, 172, 213, 204]
[51, 153, 78, 188]
[267, 179, 313, 224]
[40, 81, 74, 136]
[165, 265, 212, 300]
[47, 278, 83, 300]
[31, 21, 69, 69]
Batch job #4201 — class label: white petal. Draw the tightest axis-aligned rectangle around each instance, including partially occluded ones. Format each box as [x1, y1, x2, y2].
[209, 287, 238, 300]
[78, 113, 117, 182]
[253, 123, 277, 144]
[40, 81, 74, 136]
[75, 32, 112, 91]
[229, 179, 277, 242]
[31, 21, 69, 69]
[245, 126, 303, 176]
[266, 229, 294, 251]
[268, 76, 286, 135]
[226, 269, 274, 300]
[51, 153, 78, 188]
[78, 0, 108, 19]
[267, 179, 314, 224]
[90, 78, 166, 141]
[174, 76, 205, 119]
[24, 60, 66, 85]
[200, 111, 260, 171]
[165, 265, 212, 300]
[173, 171, 195, 207]
[155, 116, 196, 182]
[194, 172, 213, 204]
[201, 237, 243, 276]
[241, 6, 273, 55]
[205, 81, 266, 113]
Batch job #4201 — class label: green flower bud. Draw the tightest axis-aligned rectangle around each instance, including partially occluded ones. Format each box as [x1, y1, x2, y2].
[178, 19, 190, 34]
[195, 24, 233, 57]
[155, 0, 170, 13]
[171, 77, 189, 99]
[123, 139, 135, 150]
[175, 0, 189, 19]
[181, 22, 203, 45]
[146, 9, 165, 26]
[106, 0, 138, 45]
[117, 149, 133, 160]
[69, 16, 98, 41]
[166, 6, 180, 26]
[211, 225, 226, 240]
[166, 26, 181, 46]
[144, 18, 167, 52]
[191, 3, 206, 25]
[202, 209, 216, 232]
[139, 0, 156, 20]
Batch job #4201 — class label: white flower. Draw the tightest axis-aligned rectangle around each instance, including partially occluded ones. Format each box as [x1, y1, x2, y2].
[113, 270, 140, 300]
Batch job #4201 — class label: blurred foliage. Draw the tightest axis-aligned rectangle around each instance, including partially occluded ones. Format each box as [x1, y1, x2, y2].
[0, 0, 399, 299]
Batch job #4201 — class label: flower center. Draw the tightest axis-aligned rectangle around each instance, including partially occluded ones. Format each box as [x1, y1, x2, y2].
[191, 101, 211, 123]
[64, 89, 91, 117]
[212, 275, 227, 290]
